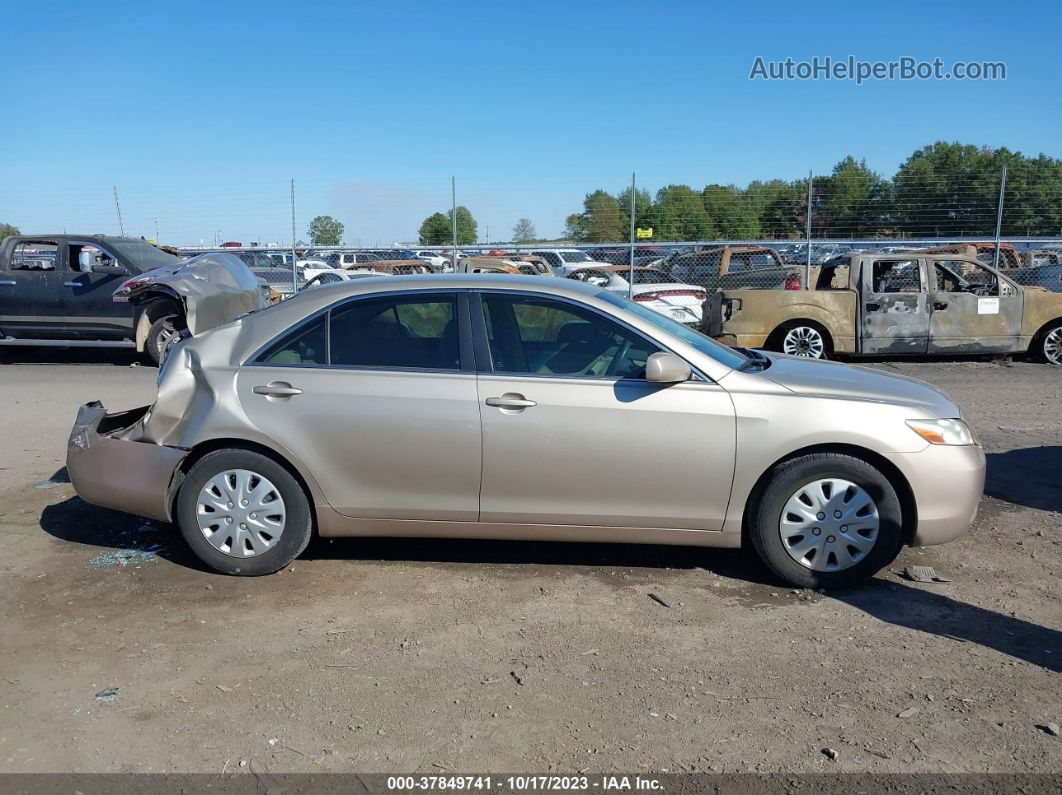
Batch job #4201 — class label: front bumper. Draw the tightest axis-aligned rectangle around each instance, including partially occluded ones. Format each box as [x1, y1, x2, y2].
[883, 443, 986, 547]
[67, 402, 187, 522]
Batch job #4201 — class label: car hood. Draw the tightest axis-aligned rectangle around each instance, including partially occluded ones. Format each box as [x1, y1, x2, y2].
[115, 252, 269, 336]
[759, 353, 961, 417]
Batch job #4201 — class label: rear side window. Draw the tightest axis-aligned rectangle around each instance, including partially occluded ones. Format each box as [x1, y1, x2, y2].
[257, 315, 327, 365]
[10, 241, 59, 271]
[871, 260, 922, 293]
[330, 294, 459, 370]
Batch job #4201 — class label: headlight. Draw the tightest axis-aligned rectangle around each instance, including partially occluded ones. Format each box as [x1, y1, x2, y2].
[906, 418, 978, 446]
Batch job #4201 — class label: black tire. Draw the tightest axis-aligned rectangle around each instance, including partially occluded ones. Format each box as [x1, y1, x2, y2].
[146, 314, 182, 366]
[176, 449, 313, 576]
[748, 453, 903, 589]
[1034, 321, 1062, 365]
[771, 322, 832, 360]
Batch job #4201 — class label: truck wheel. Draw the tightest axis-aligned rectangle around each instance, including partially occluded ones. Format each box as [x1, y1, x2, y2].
[777, 323, 830, 359]
[176, 449, 313, 576]
[146, 314, 182, 366]
[748, 453, 903, 589]
[1040, 323, 1062, 365]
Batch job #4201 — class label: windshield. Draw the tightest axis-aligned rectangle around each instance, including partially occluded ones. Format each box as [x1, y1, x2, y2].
[108, 239, 183, 272]
[560, 251, 593, 263]
[598, 290, 750, 369]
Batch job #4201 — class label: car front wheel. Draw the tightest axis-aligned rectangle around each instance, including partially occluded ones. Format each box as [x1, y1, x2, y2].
[176, 449, 313, 575]
[748, 452, 903, 589]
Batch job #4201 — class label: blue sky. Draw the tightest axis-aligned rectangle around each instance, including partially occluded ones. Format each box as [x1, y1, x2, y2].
[2, 0, 1060, 244]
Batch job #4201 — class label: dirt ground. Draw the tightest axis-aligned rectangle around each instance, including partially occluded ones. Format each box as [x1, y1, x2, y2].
[0, 349, 1058, 774]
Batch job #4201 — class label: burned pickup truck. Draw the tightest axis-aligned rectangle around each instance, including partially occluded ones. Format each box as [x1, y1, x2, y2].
[715, 251, 1062, 364]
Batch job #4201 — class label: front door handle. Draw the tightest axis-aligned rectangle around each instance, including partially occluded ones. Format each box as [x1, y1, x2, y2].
[933, 301, 948, 310]
[485, 393, 537, 410]
[865, 302, 881, 312]
[253, 382, 303, 399]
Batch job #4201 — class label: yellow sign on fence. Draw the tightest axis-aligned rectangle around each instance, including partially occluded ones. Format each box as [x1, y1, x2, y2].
[636, 227, 653, 239]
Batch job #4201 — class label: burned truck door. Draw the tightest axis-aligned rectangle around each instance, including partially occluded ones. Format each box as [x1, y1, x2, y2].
[858, 258, 930, 354]
[926, 258, 1022, 354]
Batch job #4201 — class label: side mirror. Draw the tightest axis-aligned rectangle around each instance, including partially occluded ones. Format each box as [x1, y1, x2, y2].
[645, 352, 691, 383]
[94, 263, 127, 276]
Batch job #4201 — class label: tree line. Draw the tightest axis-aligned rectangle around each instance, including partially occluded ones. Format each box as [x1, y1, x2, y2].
[563, 142, 1062, 242]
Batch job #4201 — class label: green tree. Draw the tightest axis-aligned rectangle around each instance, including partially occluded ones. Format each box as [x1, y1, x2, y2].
[648, 185, 714, 241]
[891, 142, 1000, 237]
[512, 217, 536, 243]
[563, 213, 589, 242]
[307, 215, 344, 245]
[614, 186, 654, 235]
[815, 156, 891, 237]
[418, 212, 451, 245]
[0, 222, 19, 241]
[702, 184, 761, 239]
[449, 206, 478, 245]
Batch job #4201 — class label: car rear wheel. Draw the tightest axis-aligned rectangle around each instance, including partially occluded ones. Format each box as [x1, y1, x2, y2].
[779, 324, 829, 359]
[146, 314, 182, 366]
[176, 449, 313, 575]
[1041, 323, 1062, 365]
[748, 453, 903, 589]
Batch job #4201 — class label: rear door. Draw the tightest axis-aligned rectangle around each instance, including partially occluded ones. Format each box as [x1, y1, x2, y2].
[61, 241, 135, 338]
[927, 258, 1022, 354]
[236, 289, 482, 521]
[0, 239, 70, 338]
[858, 257, 930, 354]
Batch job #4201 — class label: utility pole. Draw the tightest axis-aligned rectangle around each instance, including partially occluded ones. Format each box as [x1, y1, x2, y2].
[451, 177, 458, 270]
[993, 165, 1007, 269]
[113, 187, 125, 235]
[628, 172, 636, 299]
[804, 170, 813, 289]
[154, 217, 160, 243]
[290, 179, 298, 293]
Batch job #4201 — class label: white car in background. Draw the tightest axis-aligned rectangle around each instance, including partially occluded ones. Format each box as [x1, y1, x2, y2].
[412, 250, 450, 271]
[531, 249, 600, 276]
[304, 269, 393, 289]
[566, 264, 706, 325]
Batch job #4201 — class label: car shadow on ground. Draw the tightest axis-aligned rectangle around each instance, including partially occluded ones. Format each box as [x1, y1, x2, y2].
[0, 347, 146, 367]
[985, 446, 1062, 514]
[302, 534, 778, 584]
[836, 580, 1062, 674]
[39, 494, 210, 572]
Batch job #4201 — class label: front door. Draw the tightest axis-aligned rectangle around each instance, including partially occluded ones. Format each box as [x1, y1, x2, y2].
[859, 257, 930, 354]
[473, 291, 736, 530]
[236, 290, 482, 521]
[61, 242, 135, 338]
[927, 258, 1023, 354]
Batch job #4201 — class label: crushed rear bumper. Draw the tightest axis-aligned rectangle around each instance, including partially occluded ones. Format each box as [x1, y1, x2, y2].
[67, 402, 187, 522]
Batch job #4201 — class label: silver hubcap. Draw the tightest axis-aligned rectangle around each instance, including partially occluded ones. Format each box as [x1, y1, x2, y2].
[156, 320, 177, 358]
[1045, 327, 1062, 364]
[779, 478, 879, 572]
[196, 469, 286, 558]
[782, 326, 825, 358]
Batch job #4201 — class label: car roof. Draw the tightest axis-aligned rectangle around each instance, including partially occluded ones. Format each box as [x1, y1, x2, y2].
[286, 273, 600, 301]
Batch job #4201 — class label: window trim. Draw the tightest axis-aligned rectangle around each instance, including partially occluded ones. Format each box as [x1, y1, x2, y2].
[245, 288, 475, 374]
[470, 288, 708, 383]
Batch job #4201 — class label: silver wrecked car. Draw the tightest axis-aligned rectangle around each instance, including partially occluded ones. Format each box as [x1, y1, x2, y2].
[67, 275, 985, 588]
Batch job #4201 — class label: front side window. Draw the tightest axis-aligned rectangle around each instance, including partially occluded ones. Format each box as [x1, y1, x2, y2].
[481, 294, 659, 378]
[933, 259, 998, 295]
[330, 294, 459, 370]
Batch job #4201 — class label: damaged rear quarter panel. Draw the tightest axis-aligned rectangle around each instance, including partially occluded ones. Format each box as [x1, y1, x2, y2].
[719, 289, 857, 352]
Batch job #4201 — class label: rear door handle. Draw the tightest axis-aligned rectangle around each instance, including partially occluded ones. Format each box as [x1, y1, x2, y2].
[485, 394, 537, 409]
[253, 382, 303, 398]
[933, 301, 948, 310]
[865, 302, 880, 312]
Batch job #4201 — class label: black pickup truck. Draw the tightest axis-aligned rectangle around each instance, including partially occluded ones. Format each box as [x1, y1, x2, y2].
[0, 234, 187, 363]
